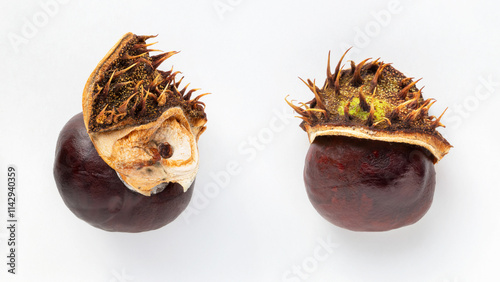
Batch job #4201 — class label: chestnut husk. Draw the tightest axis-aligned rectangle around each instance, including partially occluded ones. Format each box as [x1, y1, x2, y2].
[54, 113, 193, 232]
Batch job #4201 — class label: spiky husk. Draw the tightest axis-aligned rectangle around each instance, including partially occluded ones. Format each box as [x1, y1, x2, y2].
[82, 32, 207, 195]
[287, 49, 451, 162]
[83, 33, 207, 136]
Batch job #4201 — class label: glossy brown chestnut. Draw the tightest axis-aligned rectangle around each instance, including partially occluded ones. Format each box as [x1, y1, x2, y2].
[54, 113, 193, 232]
[304, 136, 435, 231]
[287, 51, 451, 231]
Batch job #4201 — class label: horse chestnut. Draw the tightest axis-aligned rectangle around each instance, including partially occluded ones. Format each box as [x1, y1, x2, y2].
[54, 113, 194, 232]
[54, 33, 208, 232]
[287, 50, 451, 231]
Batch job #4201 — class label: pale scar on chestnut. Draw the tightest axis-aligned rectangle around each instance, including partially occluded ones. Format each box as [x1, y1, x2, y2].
[287, 49, 452, 231]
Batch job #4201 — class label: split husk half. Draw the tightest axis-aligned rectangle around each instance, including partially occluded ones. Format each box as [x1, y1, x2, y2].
[82, 32, 207, 196]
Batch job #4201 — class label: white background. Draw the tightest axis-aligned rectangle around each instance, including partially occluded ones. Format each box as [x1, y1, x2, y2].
[1, 0, 499, 281]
